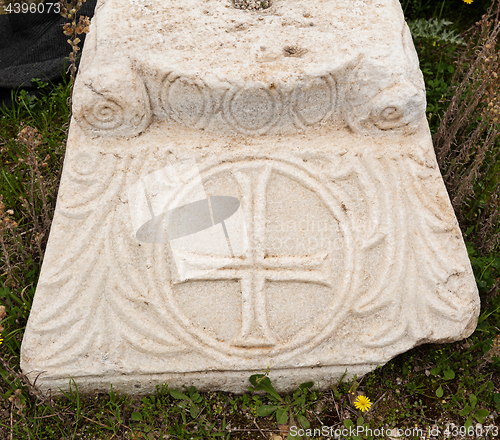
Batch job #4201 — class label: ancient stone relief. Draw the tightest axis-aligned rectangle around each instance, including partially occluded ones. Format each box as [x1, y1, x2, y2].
[73, 58, 426, 138]
[70, 11, 426, 139]
[21, 0, 478, 394]
[23, 143, 477, 380]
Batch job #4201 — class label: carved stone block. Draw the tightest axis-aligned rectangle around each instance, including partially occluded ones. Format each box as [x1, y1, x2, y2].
[21, 0, 479, 395]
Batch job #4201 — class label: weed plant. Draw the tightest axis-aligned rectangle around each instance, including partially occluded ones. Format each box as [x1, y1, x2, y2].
[0, 1, 499, 439]
[433, 1, 500, 265]
[410, 18, 465, 131]
[0, 80, 70, 288]
[59, 0, 91, 109]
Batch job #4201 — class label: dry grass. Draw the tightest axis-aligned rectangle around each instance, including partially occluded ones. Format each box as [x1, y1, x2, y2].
[433, 1, 500, 259]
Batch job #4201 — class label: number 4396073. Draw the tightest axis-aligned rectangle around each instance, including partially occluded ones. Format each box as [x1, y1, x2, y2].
[4, 2, 61, 13]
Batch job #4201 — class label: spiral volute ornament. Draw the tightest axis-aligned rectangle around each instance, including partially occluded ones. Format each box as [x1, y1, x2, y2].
[84, 99, 123, 131]
[343, 60, 426, 135]
[73, 58, 151, 138]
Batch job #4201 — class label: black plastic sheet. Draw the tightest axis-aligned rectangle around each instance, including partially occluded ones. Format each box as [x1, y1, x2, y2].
[0, 0, 97, 107]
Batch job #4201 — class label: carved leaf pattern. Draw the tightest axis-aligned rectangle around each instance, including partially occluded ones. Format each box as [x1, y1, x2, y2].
[24, 153, 187, 375]
[355, 150, 477, 348]
[22, 150, 478, 376]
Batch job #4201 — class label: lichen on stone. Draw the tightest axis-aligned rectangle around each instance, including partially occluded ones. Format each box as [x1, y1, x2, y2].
[232, 0, 271, 11]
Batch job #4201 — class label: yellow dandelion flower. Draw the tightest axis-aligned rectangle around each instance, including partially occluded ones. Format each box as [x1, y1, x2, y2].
[463, 0, 473, 4]
[354, 395, 372, 412]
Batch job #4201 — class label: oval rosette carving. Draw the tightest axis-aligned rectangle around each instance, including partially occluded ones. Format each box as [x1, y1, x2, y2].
[291, 75, 336, 128]
[343, 60, 426, 135]
[223, 85, 282, 135]
[160, 73, 212, 129]
[73, 58, 151, 138]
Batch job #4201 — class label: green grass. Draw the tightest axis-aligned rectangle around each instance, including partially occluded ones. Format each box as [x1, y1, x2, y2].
[0, 81, 70, 282]
[1, 2, 500, 439]
[401, 0, 492, 25]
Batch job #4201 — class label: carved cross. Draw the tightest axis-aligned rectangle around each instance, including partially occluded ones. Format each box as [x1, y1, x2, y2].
[177, 165, 333, 348]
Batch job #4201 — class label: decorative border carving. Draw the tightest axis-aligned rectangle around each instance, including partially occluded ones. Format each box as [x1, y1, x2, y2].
[290, 74, 337, 128]
[71, 10, 426, 138]
[222, 86, 283, 135]
[160, 73, 213, 130]
[73, 57, 425, 138]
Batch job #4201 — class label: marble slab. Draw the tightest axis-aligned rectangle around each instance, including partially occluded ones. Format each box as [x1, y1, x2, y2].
[20, 0, 480, 395]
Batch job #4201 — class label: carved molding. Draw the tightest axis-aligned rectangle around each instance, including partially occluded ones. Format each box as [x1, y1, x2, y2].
[160, 73, 213, 130]
[72, 56, 426, 138]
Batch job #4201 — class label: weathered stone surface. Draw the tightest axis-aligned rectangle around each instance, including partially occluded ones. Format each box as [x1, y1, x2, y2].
[21, 0, 479, 395]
